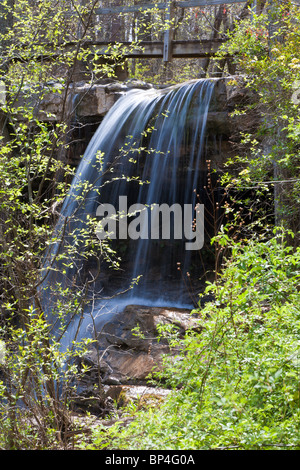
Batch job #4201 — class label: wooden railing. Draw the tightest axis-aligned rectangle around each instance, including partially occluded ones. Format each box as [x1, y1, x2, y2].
[95, 0, 248, 15]
[1, 0, 252, 64]
[94, 0, 249, 62]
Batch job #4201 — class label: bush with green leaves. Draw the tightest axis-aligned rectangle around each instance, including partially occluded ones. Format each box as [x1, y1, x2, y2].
[217, 1, 300, 239]
[0, 0, 139, 449]
[0, 304, 97, 450]
[88, 228, 300, 450]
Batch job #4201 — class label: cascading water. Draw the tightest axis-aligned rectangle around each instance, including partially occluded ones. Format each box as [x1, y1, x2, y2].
[42, 79, 217, 345]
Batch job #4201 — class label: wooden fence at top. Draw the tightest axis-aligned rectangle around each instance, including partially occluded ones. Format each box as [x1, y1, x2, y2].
[93, 0, 250, 62]
[0, 0, 260, 63]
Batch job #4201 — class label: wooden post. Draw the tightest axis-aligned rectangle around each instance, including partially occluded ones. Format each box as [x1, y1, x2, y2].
[163, 1, 175, 62]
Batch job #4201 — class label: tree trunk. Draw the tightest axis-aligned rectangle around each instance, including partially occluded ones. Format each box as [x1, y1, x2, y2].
[200, 5, 224, 77]
[0, 0, 14, 75]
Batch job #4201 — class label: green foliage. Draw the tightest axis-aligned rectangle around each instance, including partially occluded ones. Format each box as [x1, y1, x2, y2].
[89, 229, 300, 450]
[218, 2, 300, 238]
[0, 0, 141, 449]
[0, 305, 95, 449]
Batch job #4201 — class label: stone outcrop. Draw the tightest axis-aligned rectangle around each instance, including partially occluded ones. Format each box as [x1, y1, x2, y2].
[14, 79, 154, 122]
[12, 76, 231, 119]
[84, 304, 201, 386]
[13, 76, 260, 171]
[72, 304, 201, 412]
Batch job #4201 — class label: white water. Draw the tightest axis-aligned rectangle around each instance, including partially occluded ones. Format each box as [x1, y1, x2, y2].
[41, 79, 217, 344]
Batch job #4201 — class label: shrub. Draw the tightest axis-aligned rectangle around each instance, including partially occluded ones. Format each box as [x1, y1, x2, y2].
[89, 229, 300, 450]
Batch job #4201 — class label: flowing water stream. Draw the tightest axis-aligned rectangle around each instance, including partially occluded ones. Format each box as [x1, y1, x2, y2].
[42, 78, 218, 346]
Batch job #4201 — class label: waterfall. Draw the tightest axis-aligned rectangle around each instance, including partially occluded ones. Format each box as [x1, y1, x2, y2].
[41, 79, 217, 344]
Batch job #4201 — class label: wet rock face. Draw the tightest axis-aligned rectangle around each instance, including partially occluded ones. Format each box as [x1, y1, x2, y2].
[82, 304, 201, 386]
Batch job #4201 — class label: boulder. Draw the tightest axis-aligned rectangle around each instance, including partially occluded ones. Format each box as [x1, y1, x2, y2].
[73, 83, 122, 117]
[104, 384, 171, 407]
[81, 304, 201, 386]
